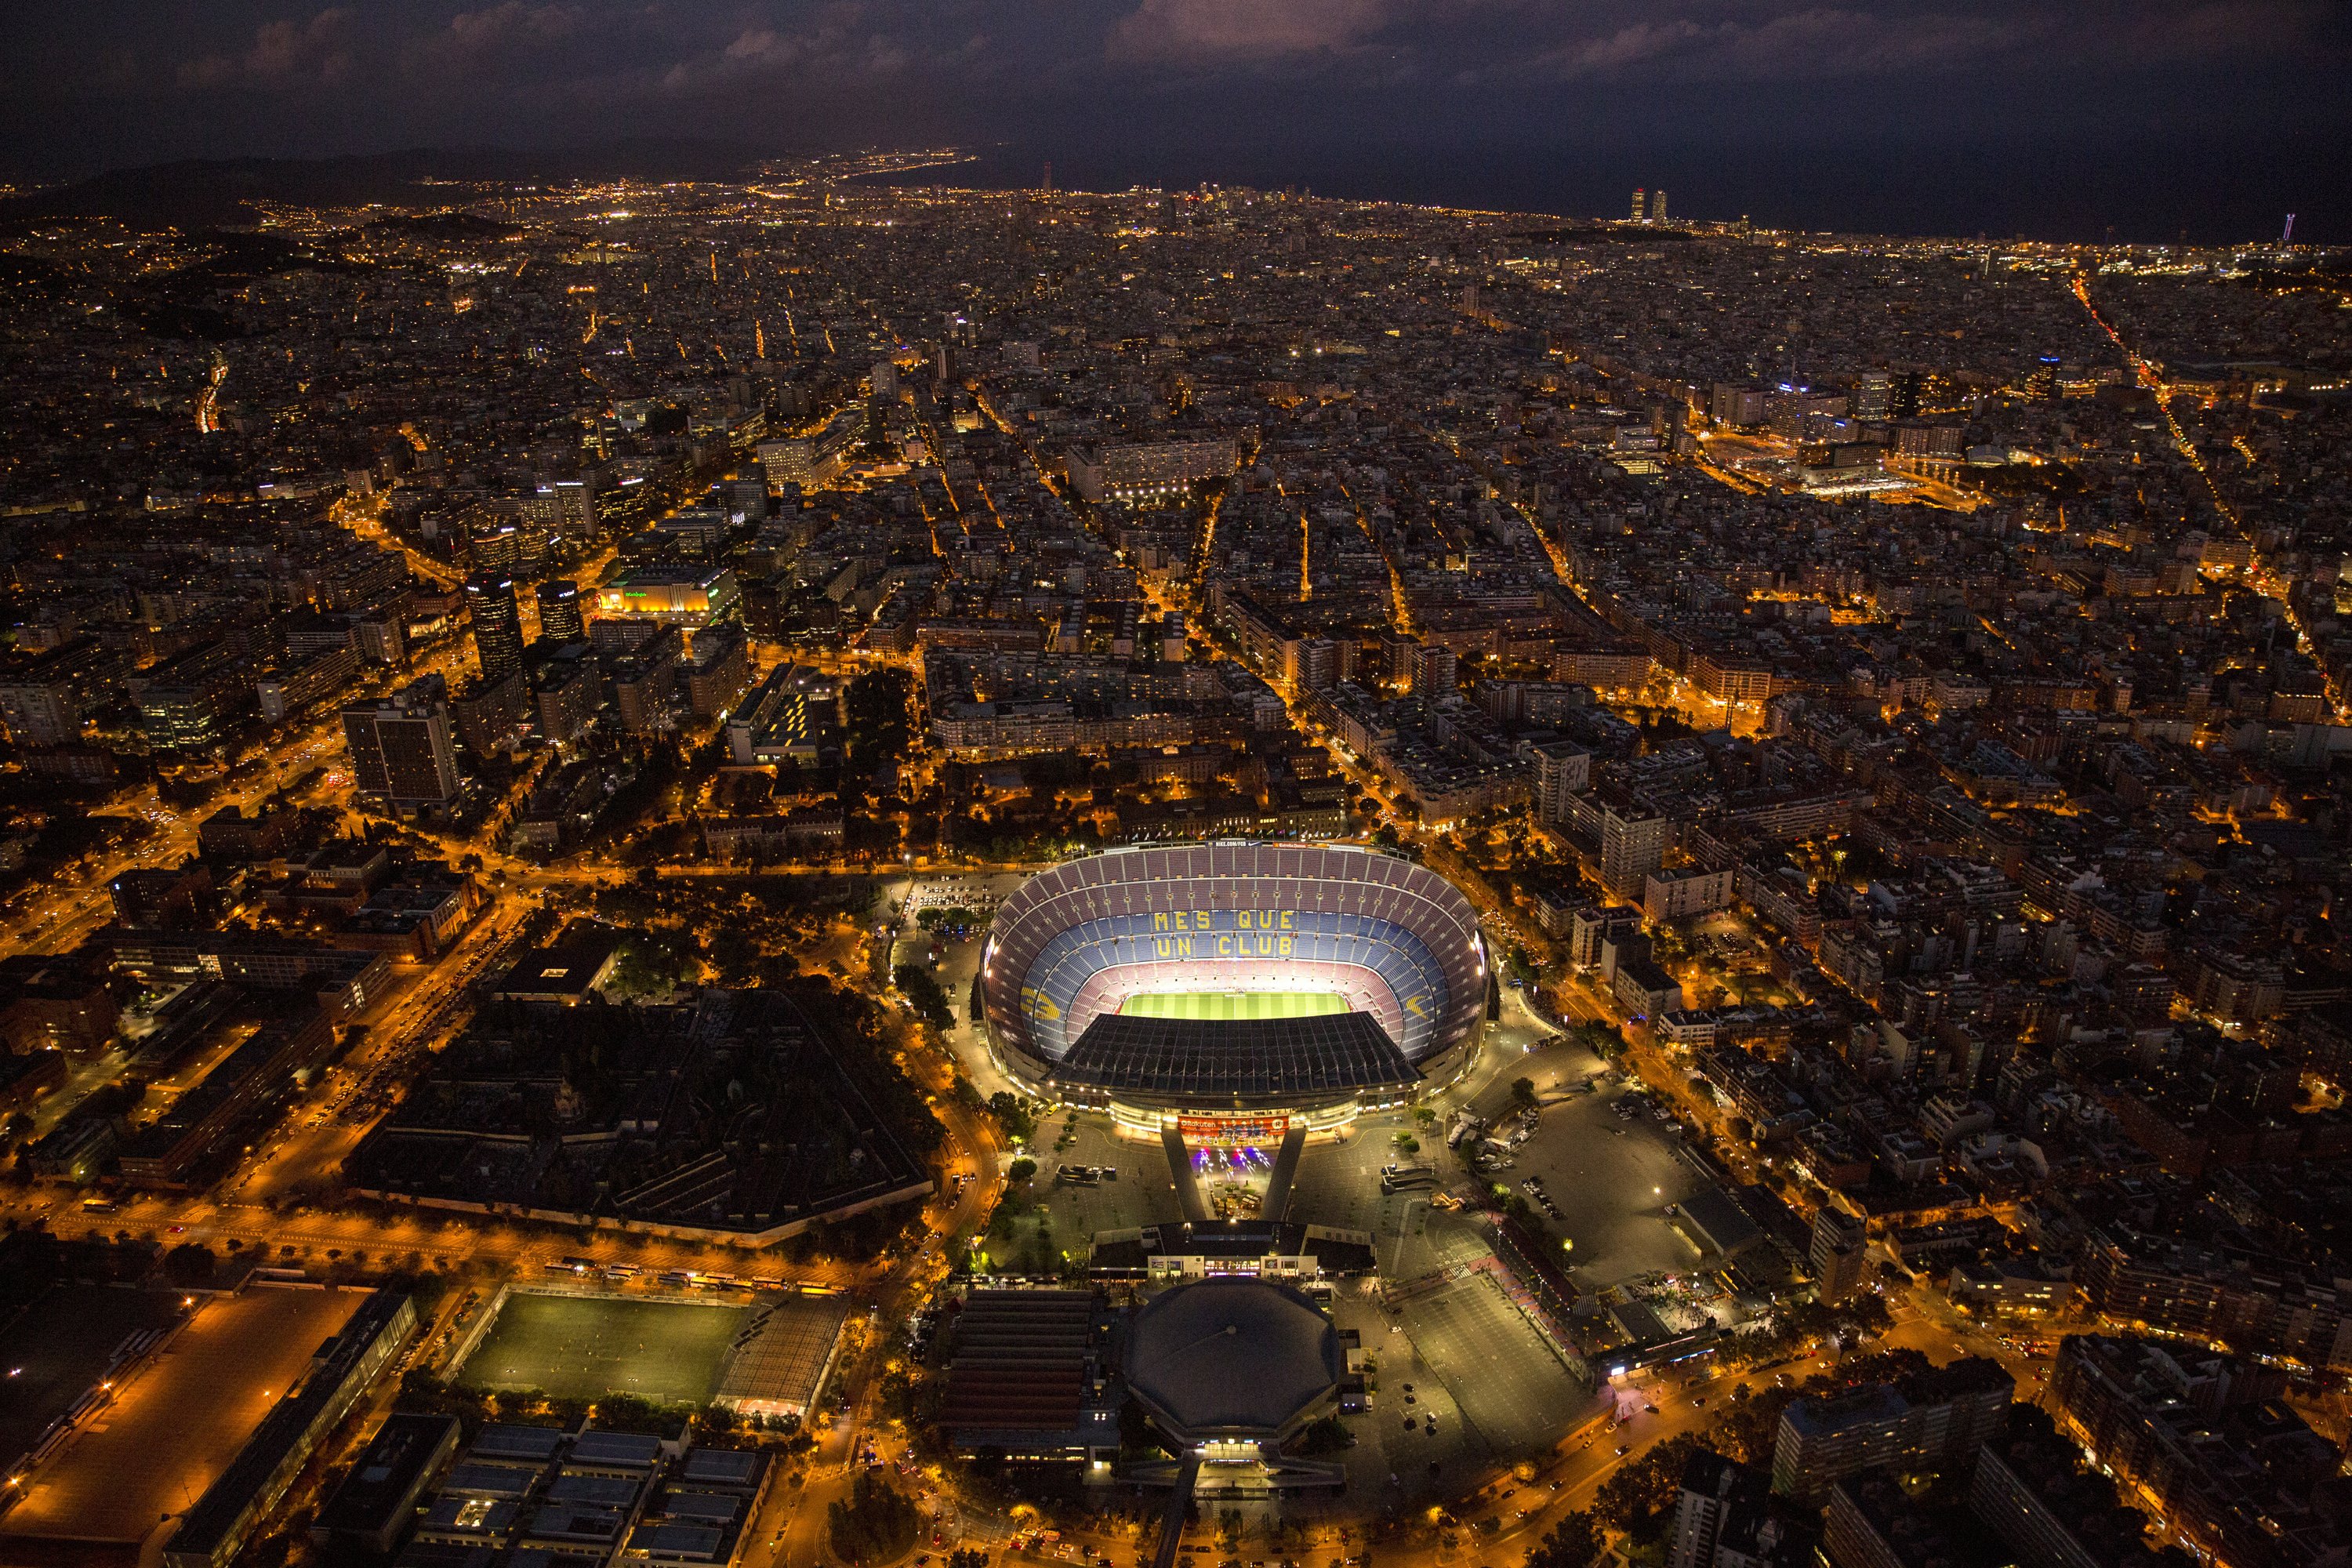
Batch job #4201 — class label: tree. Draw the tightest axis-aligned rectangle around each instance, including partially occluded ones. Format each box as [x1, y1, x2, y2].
[1509, 1077, 1541, 1112]
[1593, 1434, 1702, 1532]
[162, 1242, 216, 1286]
[1526, 1509, 1602, 1568]
[826, 1472, 919, 1563]
[985, 1091, 1035, 1144]
[1007, 1158, 1037, 1183]
[608, 929, 692, 1000]
[894, 964, 953, 1029]
[947, 1552, 990, 1568]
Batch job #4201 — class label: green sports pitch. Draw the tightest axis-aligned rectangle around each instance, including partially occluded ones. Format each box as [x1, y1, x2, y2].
[1118, 990, 1349, 1022]
[456, 1293, 746, 1404]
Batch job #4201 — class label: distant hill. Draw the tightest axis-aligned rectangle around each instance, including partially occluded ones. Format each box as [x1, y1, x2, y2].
[0, 140, 776, 231]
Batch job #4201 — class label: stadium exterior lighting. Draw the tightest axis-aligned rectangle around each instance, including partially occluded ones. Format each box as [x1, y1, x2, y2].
[975, 843, 1486, 1136]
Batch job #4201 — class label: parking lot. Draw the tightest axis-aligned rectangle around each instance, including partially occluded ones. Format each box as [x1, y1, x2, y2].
[1028, 1116, 1188, 1241]
[1400, 1274, 1585, 1457]
[1452, 1043, 1708, 1289]
[0, 1287, 361, 1560]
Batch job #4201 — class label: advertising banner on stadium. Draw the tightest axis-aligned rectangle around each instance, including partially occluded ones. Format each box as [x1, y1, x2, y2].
[1178, 1114, 1290, 1145]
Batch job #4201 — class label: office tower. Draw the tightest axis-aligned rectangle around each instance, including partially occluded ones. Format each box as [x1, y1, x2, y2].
[1632, 187, 1646, 222]
[464, 571, 524, 683]
[1853, 371, 1893, 421]
[538, 479, 597, 542]
[1652, 188, 1668, 223]
[535, 579, 584, 644]
[1041, 161, 1053, 195]
[343, 678, 463, 810]
[871, 358, 898, 401]
[1811, 1207, 1871, 1303]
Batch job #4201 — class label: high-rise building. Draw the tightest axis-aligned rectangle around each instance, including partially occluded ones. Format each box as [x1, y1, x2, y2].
[1811, 1207, 1871, 1303]
[1671, 1451, 1769, 1568]
[1407, 641, 1458, 699]
[343, 678, 463, 811]
[1772, 1360, 2013, 1501]
[871, 358, 898, 401]
[1531, 741, 1592, 822]
[1597, 789, 1670, 896]
[465, 572, 524, 683]
[1711, 383, 1768, 427]
[1670, 1451, 1813, 1568]
[1283, 637, 1345, 693]
[1969, 1412, 2169, 1568]
[1632, 187, 1647, 222]
[535, 579, 584, 644]
[1853, 371, 1893, 421]
[1652, 189, 1669, 223]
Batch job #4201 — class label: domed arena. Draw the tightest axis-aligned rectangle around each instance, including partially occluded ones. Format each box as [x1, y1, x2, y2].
[978, 843, 1488, 1132]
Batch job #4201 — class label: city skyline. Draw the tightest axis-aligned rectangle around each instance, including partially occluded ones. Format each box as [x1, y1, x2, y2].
[2, 0, 2349, 242]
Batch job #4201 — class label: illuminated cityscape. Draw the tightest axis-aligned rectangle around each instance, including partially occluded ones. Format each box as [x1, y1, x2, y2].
[0, 12, 2350, 1568]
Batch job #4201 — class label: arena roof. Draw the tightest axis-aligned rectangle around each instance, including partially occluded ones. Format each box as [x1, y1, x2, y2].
[1049, 1011, 1417, 1106]
[1123, 1278, 1342, 1443]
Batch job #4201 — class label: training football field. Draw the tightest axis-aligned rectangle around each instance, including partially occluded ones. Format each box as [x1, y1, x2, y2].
[1120, 990, 1348, 1022]
[457, 1293, 746, 1404]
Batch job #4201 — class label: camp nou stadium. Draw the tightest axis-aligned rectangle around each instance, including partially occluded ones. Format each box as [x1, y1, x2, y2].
[978, 843, 1490, 1138]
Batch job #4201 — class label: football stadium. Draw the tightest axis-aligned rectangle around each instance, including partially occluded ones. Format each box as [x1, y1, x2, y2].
[978, 843, 1489, 1138]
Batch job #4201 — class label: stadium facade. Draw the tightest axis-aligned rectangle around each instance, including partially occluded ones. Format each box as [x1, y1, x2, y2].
[978, 843, 1488, 1138]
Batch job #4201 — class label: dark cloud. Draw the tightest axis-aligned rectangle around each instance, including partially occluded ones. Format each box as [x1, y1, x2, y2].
[1, 0, 2345, 240]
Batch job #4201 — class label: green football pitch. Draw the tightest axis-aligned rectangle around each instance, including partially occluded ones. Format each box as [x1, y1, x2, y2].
[1119, 990, 1348, 1022]
[456, 1293, 746, 1404]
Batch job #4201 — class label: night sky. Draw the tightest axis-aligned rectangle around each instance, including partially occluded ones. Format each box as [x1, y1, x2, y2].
[3, 0, 2347, 242]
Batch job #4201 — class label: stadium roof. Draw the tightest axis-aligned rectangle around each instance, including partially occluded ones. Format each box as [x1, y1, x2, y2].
[1124, 1278, 1342, 1441]
[1048, 1011, 1417, 1106]
[982, 844, 1488, 1090]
